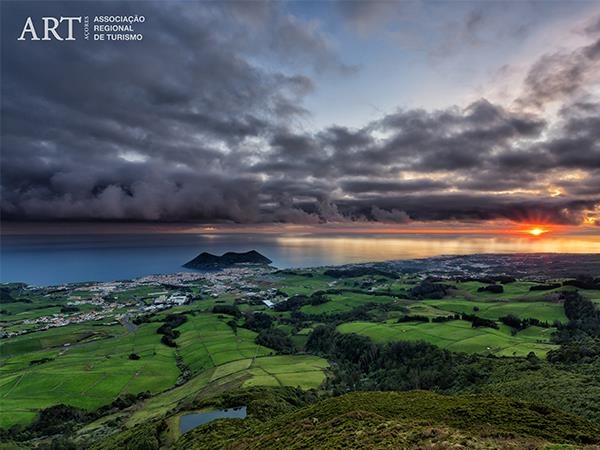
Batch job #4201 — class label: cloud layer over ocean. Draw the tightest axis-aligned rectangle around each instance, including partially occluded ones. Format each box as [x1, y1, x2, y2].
[2, 1, 599, 226]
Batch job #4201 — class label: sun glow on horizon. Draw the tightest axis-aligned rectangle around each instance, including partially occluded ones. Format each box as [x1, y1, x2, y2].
[527, 227, 549, 237]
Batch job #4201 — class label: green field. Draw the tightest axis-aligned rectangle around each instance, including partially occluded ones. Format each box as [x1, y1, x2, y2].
[0, 323, 125, 358]
[300, 292, 397, 314]
[452, 281, 563, 299]
[243, 354, 328, 387]
[275, 274, 331, 296]
[421, 299, 566, 322]
[0, 322, 179, 427]
[337, 320, 558, 357]
[122, 313, 329, 427]
[0, 312, 329, 429]
[176, 314, 272, 374]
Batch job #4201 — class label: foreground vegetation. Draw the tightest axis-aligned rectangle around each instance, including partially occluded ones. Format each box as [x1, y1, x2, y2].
[1, 261, 600, 448]
[96, 388, 600, 450]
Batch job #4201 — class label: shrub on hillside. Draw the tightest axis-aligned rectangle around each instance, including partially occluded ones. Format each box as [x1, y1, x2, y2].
[410, 279, 449, 299]
[397, 315, 429, 323]
[477, 284, 504, 294]
[212, 304, 241, 317]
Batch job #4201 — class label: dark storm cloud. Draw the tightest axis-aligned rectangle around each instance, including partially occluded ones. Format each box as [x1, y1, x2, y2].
[337, 195, 597, 225]
[1, 0, 329, 221]
[340, 179, 448, 194]
[358, 99, 544, 173]
[1, 1, 599, 226]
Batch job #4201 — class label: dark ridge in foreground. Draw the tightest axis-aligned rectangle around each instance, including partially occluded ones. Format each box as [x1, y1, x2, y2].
[172, 391, 600, 449]
[183, 250, 272, 270]
[95, 389, 600, 450]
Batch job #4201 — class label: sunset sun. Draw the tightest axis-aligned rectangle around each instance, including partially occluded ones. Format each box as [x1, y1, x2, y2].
[528, 228, 547, 237]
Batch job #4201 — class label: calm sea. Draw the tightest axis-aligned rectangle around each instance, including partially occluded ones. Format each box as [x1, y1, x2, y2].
[1, 233, 599, 286]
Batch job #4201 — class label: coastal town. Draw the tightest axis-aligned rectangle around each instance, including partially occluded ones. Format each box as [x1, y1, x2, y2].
[4, 253, 600, 340]
[1, 265, 278, 339]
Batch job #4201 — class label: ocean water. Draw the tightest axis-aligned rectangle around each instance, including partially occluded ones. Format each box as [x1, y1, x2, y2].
[1, 233, 599, 286]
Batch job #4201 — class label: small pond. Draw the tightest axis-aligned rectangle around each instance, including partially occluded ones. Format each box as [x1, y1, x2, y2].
[179, 406, 247, 434]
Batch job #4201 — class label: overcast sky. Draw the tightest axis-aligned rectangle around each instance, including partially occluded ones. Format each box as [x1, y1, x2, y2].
[1, 0, 599, 229]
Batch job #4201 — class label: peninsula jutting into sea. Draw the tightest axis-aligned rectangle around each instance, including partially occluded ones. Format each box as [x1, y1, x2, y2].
[182, 250, 273, 270]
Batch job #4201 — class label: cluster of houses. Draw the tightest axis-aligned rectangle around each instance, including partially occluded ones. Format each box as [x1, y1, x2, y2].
[2, 266, 276, 338]
[6, 309, 115, 338]
[142, 292, 191, 312]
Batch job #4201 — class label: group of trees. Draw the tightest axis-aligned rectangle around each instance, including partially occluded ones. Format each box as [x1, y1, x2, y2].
[243, 311, 273, 332]
[499, 314, 551, 331]
[306, 326, 463, 392]
[156, 314, 188, 347]
[212, 304, 241, 318]
[432, 314, 461, 323]
[29, 357, 54, 366]
[548, 291, 600, 363]
[396, 315, 429, 323]
[409, 279, 449, 299]
[275, 270, 314, 278]
[273, 292, 330, 312]
[547, 337, 600, 364]
[255, 329, 295, 354]
[477, 284, 504, 294]
[554, 291, 600, 342]
[235, 311, 296, 354]
[287, 303, 378, 325]
[457, 276, 515, 284]
[562, 275, 600, 290]
[1, 390, 155, 447]
[460, 313, 499, 329]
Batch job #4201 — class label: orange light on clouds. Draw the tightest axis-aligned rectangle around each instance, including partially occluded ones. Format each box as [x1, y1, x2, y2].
[328, 222, 565, 237]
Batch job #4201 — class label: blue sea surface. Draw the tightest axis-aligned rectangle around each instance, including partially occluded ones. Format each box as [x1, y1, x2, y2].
[1, 233, 315, 285]
[2, 232, 598, 285]
[2, 233, 378, 285]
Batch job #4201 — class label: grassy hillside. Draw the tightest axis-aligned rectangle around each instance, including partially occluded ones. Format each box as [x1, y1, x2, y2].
[0, 313, 328, 429]
[122, 354, 327, 428]
[170, 390, 600, 449]
[0, 322, 179, 427]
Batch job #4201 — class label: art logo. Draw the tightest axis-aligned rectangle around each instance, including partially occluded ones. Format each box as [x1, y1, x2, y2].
[17, 16, 81, 41]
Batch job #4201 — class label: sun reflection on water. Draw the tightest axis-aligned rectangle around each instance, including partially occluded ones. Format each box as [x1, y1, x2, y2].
[273, 235, 600, 265]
